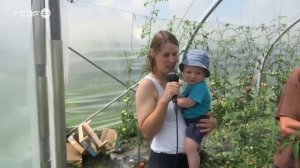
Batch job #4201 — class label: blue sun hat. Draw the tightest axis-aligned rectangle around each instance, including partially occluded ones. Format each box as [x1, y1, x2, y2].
[179, 49, 210, 77]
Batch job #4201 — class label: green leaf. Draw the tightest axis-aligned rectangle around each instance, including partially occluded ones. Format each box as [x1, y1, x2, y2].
[290, 134, 296, 141]
[281, 139, 293, 150]
[292, 142, 300, 158]
[144, 2, 148, 7]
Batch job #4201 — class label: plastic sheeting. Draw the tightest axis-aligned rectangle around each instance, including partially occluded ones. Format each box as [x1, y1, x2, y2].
[64, 0, 300, 129]
[0, 1, 40, 167]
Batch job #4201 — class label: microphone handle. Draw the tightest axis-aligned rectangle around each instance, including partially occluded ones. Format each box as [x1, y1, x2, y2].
[172, 96, 177, 104]
[166, 72, 179, 104]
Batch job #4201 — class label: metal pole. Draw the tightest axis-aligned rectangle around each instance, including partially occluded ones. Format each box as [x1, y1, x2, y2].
[66, 82, 139, 136]
[68, 47, 136, 92]
[254, 16, 300, 91]
[32, 0, 50, 167]
[49, 0, 67, 167]
[180, 0, 223, 58]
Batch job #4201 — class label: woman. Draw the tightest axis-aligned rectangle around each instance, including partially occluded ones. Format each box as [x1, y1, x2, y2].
[135, 30, 217, 168]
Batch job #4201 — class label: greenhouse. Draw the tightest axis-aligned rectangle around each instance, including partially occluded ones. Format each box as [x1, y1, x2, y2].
[1, 0, 300, 167]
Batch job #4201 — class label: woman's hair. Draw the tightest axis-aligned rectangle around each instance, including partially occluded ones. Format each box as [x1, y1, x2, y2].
[147, 30, 179, 72]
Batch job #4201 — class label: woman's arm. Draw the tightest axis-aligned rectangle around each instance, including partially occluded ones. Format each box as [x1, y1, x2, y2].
[279, 116, 300, 137]
[136, 79, 179, 140]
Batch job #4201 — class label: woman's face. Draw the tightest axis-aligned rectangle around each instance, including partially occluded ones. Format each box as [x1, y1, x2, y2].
[154, 42, 179, 74]
[182, 65, 206, 84]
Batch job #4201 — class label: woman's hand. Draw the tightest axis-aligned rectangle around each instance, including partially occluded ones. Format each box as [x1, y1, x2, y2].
[163, 81, 181, 103]
[279, 116, 300, 137]
[197, 113, 217, 134]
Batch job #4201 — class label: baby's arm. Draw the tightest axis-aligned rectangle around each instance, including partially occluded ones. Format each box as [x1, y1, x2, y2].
[177, 97, 196, 108]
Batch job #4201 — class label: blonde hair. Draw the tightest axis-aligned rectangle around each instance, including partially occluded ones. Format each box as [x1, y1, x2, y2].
[147, 30, 179, 72]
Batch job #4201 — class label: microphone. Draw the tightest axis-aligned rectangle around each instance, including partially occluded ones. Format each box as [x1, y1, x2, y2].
[166, 72, 179, 104]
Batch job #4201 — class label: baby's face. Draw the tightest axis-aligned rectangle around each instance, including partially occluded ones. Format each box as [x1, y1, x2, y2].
[182, 65, 206, 84]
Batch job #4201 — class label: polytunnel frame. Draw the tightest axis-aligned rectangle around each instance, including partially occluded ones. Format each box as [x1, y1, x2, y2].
[34, 0, 299, 166]
[66, 0, 224, 136]
[254, 16, 300, 91]
[32, 0, 50, 167]
[33, 0, 66, 167]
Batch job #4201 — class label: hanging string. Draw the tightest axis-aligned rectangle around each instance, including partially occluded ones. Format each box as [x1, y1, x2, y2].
[252, 0, 256, 27]
[130, 13, 136, 52]
[279, 0, 284, 18]
[239, 0, 243, 25]
[175, 0, 196, 33]
[272, 0, 275, 19]
[70, 0, 170, 21]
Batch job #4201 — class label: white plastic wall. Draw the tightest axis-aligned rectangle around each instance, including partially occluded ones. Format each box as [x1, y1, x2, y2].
[0, 0, 40, 168]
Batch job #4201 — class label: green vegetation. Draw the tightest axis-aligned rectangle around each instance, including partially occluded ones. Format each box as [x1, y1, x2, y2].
[65, 0, 300, 167]
[135, 1, 300, 167]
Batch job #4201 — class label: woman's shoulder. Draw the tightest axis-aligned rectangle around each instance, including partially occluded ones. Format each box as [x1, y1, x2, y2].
[139, 75, 154, 85]
[137, 75, 156, 91]
[136, 75, 159, 100]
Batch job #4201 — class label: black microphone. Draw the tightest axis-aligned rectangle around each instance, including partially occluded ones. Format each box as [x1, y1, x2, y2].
[166, 72, 179, 104]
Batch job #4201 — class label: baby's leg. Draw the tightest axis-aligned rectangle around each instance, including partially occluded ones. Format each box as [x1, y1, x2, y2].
[185, 137, 200, 168]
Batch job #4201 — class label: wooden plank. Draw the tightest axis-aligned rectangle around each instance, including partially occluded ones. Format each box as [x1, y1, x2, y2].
[100, 128, 118, 150]
[78, 124, 84, 142]
[79, 136, 97, 157]
[66, 143, 82, 167]
[67, 133, 85, 154]
[78, 120, 92, 142]
[82, 122, 107, 148]
[90, 140, 97, 153]
[78, 122, 99, 157]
